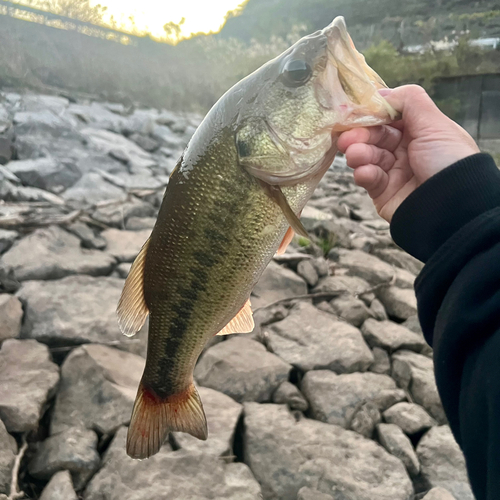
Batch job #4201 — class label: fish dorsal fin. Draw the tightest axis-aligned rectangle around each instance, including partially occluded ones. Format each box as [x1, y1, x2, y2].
[277, 226, 295, 256]
[216, 298, 254, 336]
[116, 238, 151, 337]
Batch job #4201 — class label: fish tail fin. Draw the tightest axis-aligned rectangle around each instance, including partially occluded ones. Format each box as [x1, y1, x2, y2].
[126, 382, 207, 459]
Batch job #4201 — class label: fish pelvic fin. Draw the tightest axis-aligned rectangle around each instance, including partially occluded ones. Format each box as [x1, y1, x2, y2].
[126, 382, 208, 460]
[116, 237, 150, 337]
[216, 298, 254, 336]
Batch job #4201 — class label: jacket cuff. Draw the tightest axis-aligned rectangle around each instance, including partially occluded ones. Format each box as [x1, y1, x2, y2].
[390, 154, 500, 263]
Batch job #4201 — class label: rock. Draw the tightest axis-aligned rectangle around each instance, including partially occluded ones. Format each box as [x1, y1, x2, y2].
[14, 110, 73, 136]
[22, 94, 69, 113]
[272, 381, 308, 411]
[66, 222, 107, 250]
[92, 199, 156, 227]
[244, 403, 413, 500]
[152, 124, 187, 149]
[394, 267, 416, 289]
[2, 181, 65, 204]
[383, 402, 437, 436]
[297, 487, 334, 500]
[371, 389, 408, 412]
[29, 427, 100, 490]
[350, 402, 381, 438]
[39, 470, 78, 500]
[115, 262, 131, 279]
[417, 426, 474, 500]
[84, 427, 262, 500]
[0, 263, 19, 294]
[267, 302, 373, 373]
[251, 261, 307, 309]
[421, 487, 457, 500]
[377, 286, 418, 321]
[129, 132, 159, 152]
[63, 172, 126, 205]
[0, 138, 12, 165]
[370, 347, 391, 375]
[310, 257, 329, 277]
[370, 298, 388, 320]
[299, 205, 334, 230]
[301, 370, 398, 428]
[374, 248, 424, 276]
[377, 423, 420, 477]
[0, 294, 22, 341]
[6, 158, 81, 193]
[3, 226, 115, 281]
[313, 274, 371, 296]
[392, 350, 446, 423]
[329, 296, 373, 327]
[125, 216, 156, 230]
[337, 249, 395, 284]
[172, 387, 242, 457]
[0, 229, 17, 253]
[195, 337, 291, 403]
[0, 339, 59, 432]
[0, 419, 16, 495]
[101, 228, 151, 262]
[296, 260, 319, 286]
[361, 319, 426, 352]
[51, 344, 144, 435]
[69, 103, 126, 132]
[18, 276, 146, 354]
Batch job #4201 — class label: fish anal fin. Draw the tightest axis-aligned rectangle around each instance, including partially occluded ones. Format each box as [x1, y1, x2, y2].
[116, 238, 150, 337]
[127, 382, 207, 460]
[216, 298, 254, 336]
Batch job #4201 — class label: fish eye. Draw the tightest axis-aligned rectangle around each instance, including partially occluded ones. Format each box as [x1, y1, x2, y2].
[281, 59, 312, 87]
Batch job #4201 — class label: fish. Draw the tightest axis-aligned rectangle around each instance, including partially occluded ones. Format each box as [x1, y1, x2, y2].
[117, 16, 398, 460]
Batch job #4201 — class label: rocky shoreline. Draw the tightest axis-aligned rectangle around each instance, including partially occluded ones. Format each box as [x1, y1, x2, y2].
[0, 92, 474, 499]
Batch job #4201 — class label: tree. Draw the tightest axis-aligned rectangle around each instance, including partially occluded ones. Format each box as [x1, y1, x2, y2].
[164, 17, 185, 44]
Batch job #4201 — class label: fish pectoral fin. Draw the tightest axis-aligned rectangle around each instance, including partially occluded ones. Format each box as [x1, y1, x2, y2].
[127, 382, 207, 460]
[261, 182, 309, 239]
[216, 298, 254, 336]
[277, 226, 295, 256]
[116, 237, 150, 337]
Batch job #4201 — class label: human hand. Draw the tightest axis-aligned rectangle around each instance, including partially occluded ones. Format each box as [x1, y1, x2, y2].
[338, 85, 480, 222]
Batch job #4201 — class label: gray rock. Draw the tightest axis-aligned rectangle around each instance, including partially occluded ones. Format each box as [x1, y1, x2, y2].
[301, 370, 398, 428]
[0, 263, 19, 294]
[0, 418, 16, 495]
[3, 226, 115, 281]
[66, 222, 107, 250]
[350, 402, 381, 438]
[115, 262, 131, 279]
[337, 249, 395, 284]
[152, 124, 187, 149]
[0, 230, 17, 254]
[92, 199, 156, 227]
[101, 228, 151, 262]
[6, 158, 81, 193]
[63, 172, 126, 205]
[371, 389, 408, 412]
[267, 302, 373, 373]
[272, 381, 308, 411]
[29, 427, 100, 490]
[68, 104, 126, 133]
[84, 427, 262, 500]
[370, 347, 391, 375]
[244, 403, 413, 500]
[0, 294, 22, 341]
[18, 276, 146, 354]
[0, 138, 12, 165]
[2, 181, 65, 204]
[377, 423, 420, 477]
[172, 387, 242, 457]
[377, 286, 418, 321]
[313, 274, 371, 296]
[370, 298, 388, 320]
[310, 257, 329, 277]
[392, 350, 446, 423]
[300, 205, 333, 230]
[421, 487, 457, 500]
[22, 94, 69, 114]
[251, 261, 307, 309]
[394, 267, 417, 289]
[296, 260, 318, 287]
[51, 344, 144, 435]
[14, 110, 73, 136]
[417, 426, 474, 500]
[125, 216, 156, 230]
[330, 296, 373, 327]
[361, 319, 426, 352]
[195, 337, 291, 403]
[373, 248, 424, 276]
[75, 152, 126, 175]
[403, 314, 424, 335]
[0, 339, 59, 432]
[297, 487, 334, 500]
[39, 470, 78, 500]
[383, 402, 437, 435]
[129, 133, 159, 152]
[15, 133, 85, 162]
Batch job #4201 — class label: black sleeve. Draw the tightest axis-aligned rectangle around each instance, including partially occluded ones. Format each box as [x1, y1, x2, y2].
[390, 153, 500, 500]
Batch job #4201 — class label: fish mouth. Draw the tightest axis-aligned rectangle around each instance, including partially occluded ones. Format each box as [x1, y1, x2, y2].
[320, 16, 399, 129]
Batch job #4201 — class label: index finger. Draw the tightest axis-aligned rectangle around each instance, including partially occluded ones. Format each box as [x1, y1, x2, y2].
[337, 124, 403, 154]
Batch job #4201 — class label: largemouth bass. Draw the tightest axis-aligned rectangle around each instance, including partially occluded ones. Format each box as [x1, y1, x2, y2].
[117, 16, 397, 459]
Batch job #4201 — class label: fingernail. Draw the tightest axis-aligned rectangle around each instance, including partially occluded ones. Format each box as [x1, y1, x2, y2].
[378, 88, 393, 97]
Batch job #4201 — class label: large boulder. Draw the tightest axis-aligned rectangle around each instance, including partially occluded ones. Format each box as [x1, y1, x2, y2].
[84, 427, 262, 500]
[267, 302, 373, 373]
[3, 226, 115, 281]
[0, 339, 59, 432]
[195, 337, 291, 403]
[39, 470, 78, 500]
[243, 403, 413, 500]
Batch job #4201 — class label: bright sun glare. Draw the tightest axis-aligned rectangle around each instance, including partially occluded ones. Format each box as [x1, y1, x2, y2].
[93, 0, 245, 38]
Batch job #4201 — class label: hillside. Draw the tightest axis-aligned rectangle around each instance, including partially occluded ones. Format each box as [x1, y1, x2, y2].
[219, 0, 500, 48]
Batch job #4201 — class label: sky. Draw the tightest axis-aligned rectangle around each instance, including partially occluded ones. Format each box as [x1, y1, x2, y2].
[93, 0, 245, 39]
